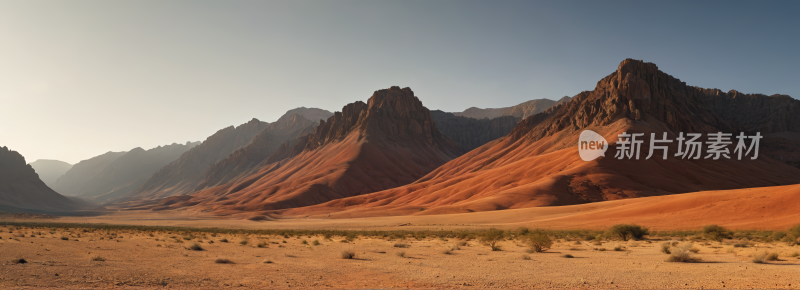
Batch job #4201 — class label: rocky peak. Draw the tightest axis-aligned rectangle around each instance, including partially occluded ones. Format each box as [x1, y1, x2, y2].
[509, 58, 738, 142]
[271, 86, 461, 160]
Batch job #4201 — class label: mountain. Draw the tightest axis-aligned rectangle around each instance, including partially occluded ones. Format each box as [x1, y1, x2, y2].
[280, 59, 800, 218]
[124, 119, 272, 200]
[452, 97, 570, 120]
[28, 159, 72, 188]
[195, 113, 318, 190]
[150, 86, 464, 216]
[0, 146, 81, 213]
[53, 151, 127, 196]
[430, 110, 520, 151]
[502, 96, 572, 119]
[63, 142, 200, 203]
[701, 90, 800, 168]
[282, 107, 334, 122]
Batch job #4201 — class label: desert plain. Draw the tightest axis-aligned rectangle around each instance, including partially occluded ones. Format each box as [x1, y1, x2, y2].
[2, 196, 800, 290]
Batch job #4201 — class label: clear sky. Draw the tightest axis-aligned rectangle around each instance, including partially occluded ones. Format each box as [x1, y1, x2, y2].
[1, 0, 798, 164]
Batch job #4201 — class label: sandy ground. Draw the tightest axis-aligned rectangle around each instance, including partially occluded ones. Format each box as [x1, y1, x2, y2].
[1, 224, 800, 289]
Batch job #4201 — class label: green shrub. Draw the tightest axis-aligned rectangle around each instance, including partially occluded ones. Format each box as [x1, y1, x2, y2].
[702, 225, 732, 242]
[480, 228, 504, 251]
[523, 231, 552, 253]
[606, 224, 648, 241]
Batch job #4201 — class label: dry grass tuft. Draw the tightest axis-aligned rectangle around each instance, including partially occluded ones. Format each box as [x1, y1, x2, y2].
[341, 250, 356, 259]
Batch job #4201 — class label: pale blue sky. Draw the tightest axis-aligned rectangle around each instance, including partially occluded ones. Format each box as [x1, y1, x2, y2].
[1, 0, 798, 164]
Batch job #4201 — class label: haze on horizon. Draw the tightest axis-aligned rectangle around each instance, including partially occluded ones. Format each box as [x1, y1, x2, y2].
[1, 0, 798, 164]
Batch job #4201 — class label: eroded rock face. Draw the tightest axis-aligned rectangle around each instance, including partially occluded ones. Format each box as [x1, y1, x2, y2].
[510, 59, 739, 142]
[0, 146, 79, 212]
[271, 86, 463, 162]
[431, 110, 520, 151]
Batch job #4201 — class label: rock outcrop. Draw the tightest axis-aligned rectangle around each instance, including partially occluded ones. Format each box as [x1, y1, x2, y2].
[0, 146, 80, 213]
[28, 159, 72, 188]
[430, 110, 520, 151]
[281, 107, 333, 122]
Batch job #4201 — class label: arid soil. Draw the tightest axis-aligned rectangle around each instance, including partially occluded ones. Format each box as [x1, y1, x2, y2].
[2, 224, 800, 290]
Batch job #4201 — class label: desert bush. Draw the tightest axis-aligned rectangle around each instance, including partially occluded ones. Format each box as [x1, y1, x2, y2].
[613, 245, 624, 251]
[702, 225, 732, 242]
[562, 254, 574, 258]
[341, 250, 356, 259]
[480, 228, 504, 251]
[660, 242, 671, 254]
[516, 227, 530, 237]
[264, 260, 273, 264]
[456, 241, 467, 247]
[665, 244, 701, 263]
[733, 241, 749, 248]
[13, 258, 27, 264]
[215, 258, 234, 264]
[523, 231, 552, 253]
[766, 252, 780, 261]
[689, 247, 700, 253]
[60, 236, 69, 241]
[789, 252, 800, 258]
[239, 240, 248, 245]
[606, 224, 648, 241]
[442, 248, 452, 255]
[189, 243, 204, 251]
[522, 254, 531, 260]
[396, 251, 405, 258]
[312, 240, 320, 246]
[257, 241, 268, 248]
[752, 252, 767, 263]
[220, 238, 228, 243]
[393, 243, 410, 248]
[301, 240, 308, 245]
[92, 256, 106, 261]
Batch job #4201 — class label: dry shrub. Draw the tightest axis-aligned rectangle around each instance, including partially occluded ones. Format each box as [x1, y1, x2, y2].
[666, 244, 701, 263]
[215, 258, 234, 264]
[341, 250, 356, 259]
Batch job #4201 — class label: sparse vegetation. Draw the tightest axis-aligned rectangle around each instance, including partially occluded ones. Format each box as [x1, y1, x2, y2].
[13, 258, 27, 264]
[606, 224, 649, 241]
[92, 256, 106, 261]
[523, 231, 552, 253]
[752, 252, 767, 263]
[393, 243, 410, 248]
[312, 239, 320, 246]
[215, 258, 234, 264]
[257, 241, 268, 248]
[239, 240, 248, 245]
[341, 250, 356, 259]
[189, 243, 204, 251]
[522, 254, 531, 260]
[396, 251, 406, 258]
[480, 228, 504, 251]
[562, 254, 574, 258]
[660, 242, 671, 254]
[702, 225, 732, 242]
[220, 238, 228, 243]
[665, 244, 701, 263]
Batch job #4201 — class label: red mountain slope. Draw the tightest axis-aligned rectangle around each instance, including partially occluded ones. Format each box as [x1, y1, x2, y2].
[152, 86, 463, 215]
[280, 59, 800, 218]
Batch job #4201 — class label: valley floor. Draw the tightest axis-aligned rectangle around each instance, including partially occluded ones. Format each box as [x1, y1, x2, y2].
[1, 220, 799, 289]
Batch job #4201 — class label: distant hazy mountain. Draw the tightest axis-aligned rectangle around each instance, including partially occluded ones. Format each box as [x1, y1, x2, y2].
[282, 107, 333, 122]
[28, 159, 73, 188]
[53, 151, 127, 196]
[125, 118, 273, 200]
[1, 146, 81, 213]
[430, 110, 520, 151]
[452, 97, 571, 120]
[66, 142, 200, 203]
